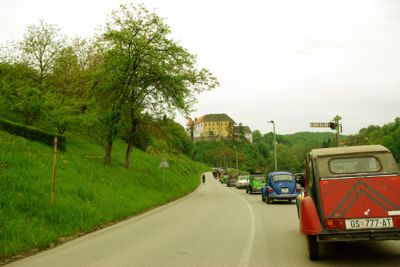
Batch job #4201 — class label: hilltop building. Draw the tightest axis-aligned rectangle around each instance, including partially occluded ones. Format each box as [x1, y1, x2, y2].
[186, 113, 252, 143]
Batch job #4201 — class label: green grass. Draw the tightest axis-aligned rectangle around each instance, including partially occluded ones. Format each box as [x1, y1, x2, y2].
[0, 130, 207, 259]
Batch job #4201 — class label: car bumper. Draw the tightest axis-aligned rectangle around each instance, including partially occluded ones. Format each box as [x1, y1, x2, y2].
[268, 193, 299, 200]
[317, 228, 400, 242]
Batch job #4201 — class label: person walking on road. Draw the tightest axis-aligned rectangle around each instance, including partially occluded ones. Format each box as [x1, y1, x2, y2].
[202, 174, 206, 184]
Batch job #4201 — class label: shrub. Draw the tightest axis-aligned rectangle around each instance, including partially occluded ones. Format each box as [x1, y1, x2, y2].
[0, 118, 65, 151]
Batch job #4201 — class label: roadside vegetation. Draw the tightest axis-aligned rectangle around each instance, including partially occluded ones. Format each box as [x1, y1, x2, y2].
[345, 117, 400, 163]
[0, 130, 207, 259]
[0, 3, 213, 262]
[192, 118, 400, 174]
[0, 3, 218, 167]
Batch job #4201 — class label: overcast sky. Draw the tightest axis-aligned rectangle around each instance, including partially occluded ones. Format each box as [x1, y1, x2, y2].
[1, 0, 399, 134]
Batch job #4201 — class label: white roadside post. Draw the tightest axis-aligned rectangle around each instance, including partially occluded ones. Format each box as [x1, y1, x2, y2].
[159, 158, 169, 187]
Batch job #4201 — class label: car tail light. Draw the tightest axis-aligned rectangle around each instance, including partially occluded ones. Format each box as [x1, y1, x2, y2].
[325, 219, 345, 230]
[268, 188, 273, 193]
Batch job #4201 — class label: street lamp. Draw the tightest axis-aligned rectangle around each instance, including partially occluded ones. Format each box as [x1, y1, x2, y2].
[234, 145, 239, 176]
[268, 120, 277, 171]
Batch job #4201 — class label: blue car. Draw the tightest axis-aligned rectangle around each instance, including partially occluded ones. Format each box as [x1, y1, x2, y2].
[261, 171, 301, 204]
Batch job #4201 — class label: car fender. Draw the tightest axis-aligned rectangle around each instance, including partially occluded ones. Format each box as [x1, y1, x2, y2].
[266, 186, 275, 196]
[262, 186, 269, 194]
[300, 196, 322, 235]
[261, 187, 265, 196]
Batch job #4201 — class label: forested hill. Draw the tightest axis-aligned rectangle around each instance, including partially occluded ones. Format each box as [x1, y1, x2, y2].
[281, 131, 340, 147]
[192, 117, 400, 175]
[192, 131, 338, 174]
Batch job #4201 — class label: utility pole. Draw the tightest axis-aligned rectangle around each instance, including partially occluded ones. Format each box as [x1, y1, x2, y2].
[333, 115, 342, 147]
[268, 120, 277, 171]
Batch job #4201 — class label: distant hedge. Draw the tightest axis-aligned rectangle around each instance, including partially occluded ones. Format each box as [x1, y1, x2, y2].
[0, 118, 65, 151]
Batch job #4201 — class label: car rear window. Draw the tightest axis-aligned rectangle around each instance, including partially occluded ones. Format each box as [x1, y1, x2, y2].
[272, 174, 292, 182]
[329, 156, 381, 174]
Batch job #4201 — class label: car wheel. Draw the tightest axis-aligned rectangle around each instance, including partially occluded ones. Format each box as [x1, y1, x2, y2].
[246, 187, 249, 193]
[261, 194, 265, 202]
[307, 235, 319, 261]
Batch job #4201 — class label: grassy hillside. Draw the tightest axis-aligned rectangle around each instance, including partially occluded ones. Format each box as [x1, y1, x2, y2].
[0, 130, 207, 260]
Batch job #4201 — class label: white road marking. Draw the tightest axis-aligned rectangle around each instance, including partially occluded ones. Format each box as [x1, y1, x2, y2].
[234, 192, 256, 267]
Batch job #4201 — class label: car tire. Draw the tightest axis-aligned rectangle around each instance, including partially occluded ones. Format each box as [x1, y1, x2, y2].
[246, 187, 249, 194]
[261, 194, 265, 202]
[307, 235, 319, 261]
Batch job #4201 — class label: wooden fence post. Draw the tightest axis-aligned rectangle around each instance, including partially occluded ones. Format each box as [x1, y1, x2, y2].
[51, 137, 58, 205]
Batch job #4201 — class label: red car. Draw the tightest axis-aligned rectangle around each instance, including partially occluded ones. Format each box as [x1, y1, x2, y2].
[297, 145, 400, 260]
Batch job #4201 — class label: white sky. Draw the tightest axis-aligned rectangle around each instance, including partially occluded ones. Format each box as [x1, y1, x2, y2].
[1, 0, 399, 134]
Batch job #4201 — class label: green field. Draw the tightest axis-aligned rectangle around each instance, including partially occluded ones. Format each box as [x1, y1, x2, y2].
[0, 130, 207, 260]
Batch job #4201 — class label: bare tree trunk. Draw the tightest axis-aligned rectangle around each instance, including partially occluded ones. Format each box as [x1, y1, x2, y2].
[104, 110, 121, 165]
[104, 139, 113, 164]
[125, 137, 133, 169]
[124, 116, 138, 169]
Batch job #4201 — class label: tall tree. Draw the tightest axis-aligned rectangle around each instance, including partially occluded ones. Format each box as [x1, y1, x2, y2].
[226, 120, 236, 142]
[0, 63, 41, 124]
[236, 123, 246, 142]
[96, 4, 218, 167]
[0, 20, 66, 126]
[44, 39, 100, 134]
[19, 20, 65, 87]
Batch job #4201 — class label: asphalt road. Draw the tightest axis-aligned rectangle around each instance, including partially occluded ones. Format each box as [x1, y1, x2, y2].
[6, 172, 400, 267]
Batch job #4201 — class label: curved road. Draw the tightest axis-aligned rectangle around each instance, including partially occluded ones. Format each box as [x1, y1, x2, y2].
[7, 173, 400, 267]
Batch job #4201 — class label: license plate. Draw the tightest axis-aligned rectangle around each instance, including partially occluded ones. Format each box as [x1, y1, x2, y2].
[281, 187, 289, 194]
[345, 218, 393, 230]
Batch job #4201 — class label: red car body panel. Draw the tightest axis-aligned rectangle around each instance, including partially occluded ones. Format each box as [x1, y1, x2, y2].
[300, 196, 322, 234]
[319, 176, 400, 222]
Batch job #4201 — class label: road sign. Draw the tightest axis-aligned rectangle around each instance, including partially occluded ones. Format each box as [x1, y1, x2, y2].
[159, 159, 169, 187]
[310, 122, 331, 128]
[159, 159, 169, 168]
[310, 115, 342, 147]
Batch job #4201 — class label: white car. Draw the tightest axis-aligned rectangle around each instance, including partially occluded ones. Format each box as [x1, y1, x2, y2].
[235, 175, 250, 189]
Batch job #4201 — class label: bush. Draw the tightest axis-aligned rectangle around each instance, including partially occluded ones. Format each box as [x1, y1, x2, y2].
[0, 118, 65, 151]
